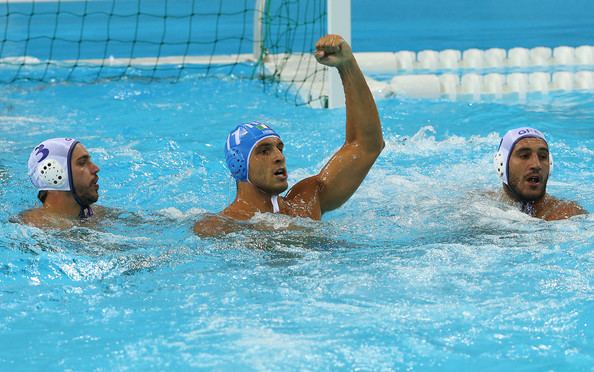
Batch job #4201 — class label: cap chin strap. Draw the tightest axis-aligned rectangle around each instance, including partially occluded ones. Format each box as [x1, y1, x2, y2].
[503, 184, 538, 217]
[520, 201, 535, 217]
[65, 140, 93, 219]
[72, 192, 94, 219]
[236, 177, 280, 214]
[271, 195, 280, 214]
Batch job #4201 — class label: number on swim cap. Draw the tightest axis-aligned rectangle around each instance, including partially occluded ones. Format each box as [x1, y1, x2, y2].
[35, 144, 50, 163]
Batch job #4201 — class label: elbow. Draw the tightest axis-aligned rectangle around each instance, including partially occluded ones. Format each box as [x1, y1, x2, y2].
[360, 139, 383, 160]
[370, 138, 385, 158]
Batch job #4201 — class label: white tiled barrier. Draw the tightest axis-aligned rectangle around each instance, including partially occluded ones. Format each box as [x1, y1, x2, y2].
[553, 46, 575, 65]
[460, 73, 482, 98]
[395, 51, 416, 70]
[508, 48, 531, 67]
[483, 73, 505, 97]
[462, 49, 484, 69]
[439, 50, 461, 69]
[356, 45, 594, 72]
[357, 46, 594, 100]
[528, 72, 550, 93]
[575, 71, 594, 89]
[530, 47, 552, 65]
[484, 48, 506, 67]
[368, 70, 594, 100]
[390, 74, 441, 98]
[439, 73, 460, 99]
[576, 46, 594, 65]
[418, 50, 440, 69]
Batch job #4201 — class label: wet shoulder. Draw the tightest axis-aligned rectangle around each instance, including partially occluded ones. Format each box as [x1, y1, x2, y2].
[541, 195, 587, 221]
[194, 213, 245, 237]
[16, 208, 73, 229]
[17, 207, 43, 225]
[283, 176, 323, 219]
[91, 205, 111, 218]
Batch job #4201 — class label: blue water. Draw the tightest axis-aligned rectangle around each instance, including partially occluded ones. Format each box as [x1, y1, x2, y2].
[352, 0, 594, 51]
[2, 0, 594, 370]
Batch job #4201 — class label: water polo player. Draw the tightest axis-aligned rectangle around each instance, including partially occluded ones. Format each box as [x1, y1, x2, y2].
[194, 34, 384, 235]
[493, 127, 586, 220]
[20, 138, 101, 228]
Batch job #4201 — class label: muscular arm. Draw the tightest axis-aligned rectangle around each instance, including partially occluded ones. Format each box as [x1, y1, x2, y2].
[194, 214, 245, 237]
[307, 34, 384, 213]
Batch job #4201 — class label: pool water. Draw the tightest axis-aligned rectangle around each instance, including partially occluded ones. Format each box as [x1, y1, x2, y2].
[1, 72, 593, 369]
[2, 0, 594, 369]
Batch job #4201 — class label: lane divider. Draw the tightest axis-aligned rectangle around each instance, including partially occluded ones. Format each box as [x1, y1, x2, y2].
[356, 45, 594, 72]
[365, 71, 594, 100]
[355, 46, 594, 99]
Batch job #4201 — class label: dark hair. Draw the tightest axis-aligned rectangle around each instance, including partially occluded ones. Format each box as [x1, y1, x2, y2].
[38, 190, 48, 203]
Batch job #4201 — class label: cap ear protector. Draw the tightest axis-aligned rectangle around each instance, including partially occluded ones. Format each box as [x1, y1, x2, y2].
[225, 148, 247, 181]
[493, 127, 553, 185]
[493, 150, 505, 180]
[37, 158, 67, 187]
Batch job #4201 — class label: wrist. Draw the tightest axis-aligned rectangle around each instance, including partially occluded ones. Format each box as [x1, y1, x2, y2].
[337, 58, 359, 75]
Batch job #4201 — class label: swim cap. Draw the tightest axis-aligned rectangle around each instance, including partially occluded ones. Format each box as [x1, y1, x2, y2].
[224, 121, 280, 181]
[28, 138, 79, 191]
[493, 127, 553, 185]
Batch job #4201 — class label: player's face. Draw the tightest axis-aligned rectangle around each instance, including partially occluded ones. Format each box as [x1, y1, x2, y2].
[70, 144, 100, 205]
[507, 138, 550, 201]
[248, 137, 288, 194]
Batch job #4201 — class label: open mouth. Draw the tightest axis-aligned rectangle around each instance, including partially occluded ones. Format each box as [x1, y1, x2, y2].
[526, 175, 541, 184]
[273, 168, 287, 179]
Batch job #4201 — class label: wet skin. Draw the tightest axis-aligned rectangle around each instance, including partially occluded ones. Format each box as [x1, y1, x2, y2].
[194, 34, 384, 236]
[501, 137, 586, 220]
[506, 138, 550, 202]
[70, 143, 100, 205]
[247, 137, 288, 195]
[19, 143, 101, 228]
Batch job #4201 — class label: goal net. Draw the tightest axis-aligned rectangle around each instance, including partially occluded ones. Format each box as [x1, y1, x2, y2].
[0, 0, 332, 107]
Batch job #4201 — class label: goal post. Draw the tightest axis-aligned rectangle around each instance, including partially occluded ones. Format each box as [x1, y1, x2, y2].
[327, 0, 351, 109]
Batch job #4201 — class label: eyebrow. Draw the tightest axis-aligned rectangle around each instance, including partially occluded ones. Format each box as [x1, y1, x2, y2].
[75, 154, 90, 162]
[256, 143, 274, 150]
[256, 141, 283, 150]
[515, 146, 548, 153]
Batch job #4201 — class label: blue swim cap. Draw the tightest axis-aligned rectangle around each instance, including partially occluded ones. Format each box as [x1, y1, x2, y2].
[224, 121, 280, 181]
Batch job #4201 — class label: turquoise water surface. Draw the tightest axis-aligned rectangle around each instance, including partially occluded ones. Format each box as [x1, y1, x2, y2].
[1, 0, 594, 370]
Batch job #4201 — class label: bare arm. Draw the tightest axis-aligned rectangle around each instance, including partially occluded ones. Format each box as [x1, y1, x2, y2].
[194, 214, 244, 237]
[312, 34, 383, 213]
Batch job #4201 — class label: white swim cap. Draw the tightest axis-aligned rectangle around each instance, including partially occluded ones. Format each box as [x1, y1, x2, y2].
[493, 127, 553, 185]
[28, 138, 79, 191]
